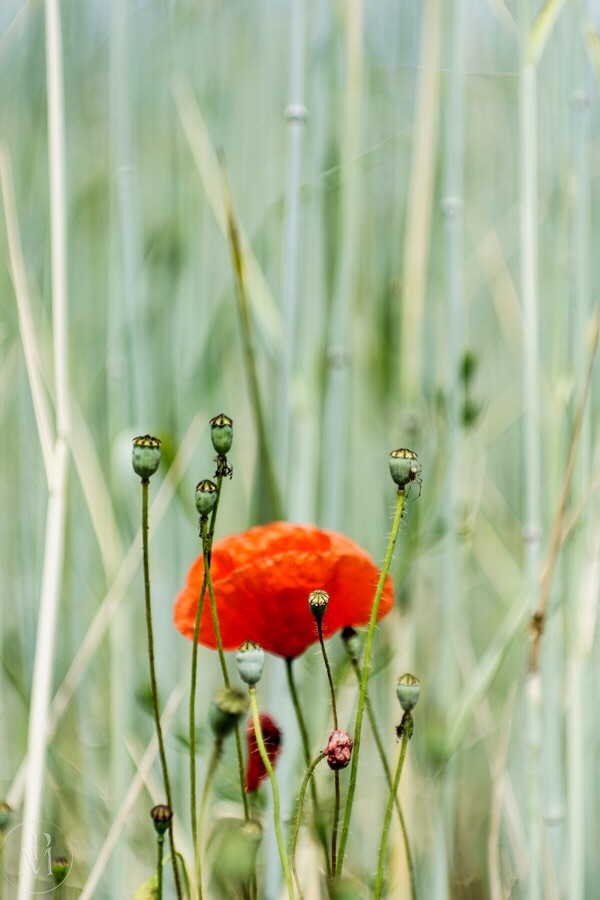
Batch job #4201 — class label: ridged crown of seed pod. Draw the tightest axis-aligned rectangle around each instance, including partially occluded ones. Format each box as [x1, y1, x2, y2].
[210, 687, 249, 739]
[389, 448, 419, 488]
[396, 673, 421, 712]
[132, 435, 161, 480]
[236, 640, 265, 685]
[210, 413, 234, 456]
[195, 479, 218, 517]
[308, 589, 330, 620]
[150, 804, 173, 836]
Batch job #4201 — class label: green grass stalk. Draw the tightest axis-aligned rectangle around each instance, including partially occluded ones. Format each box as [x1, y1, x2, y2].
[336, 488, 405, 876]
[17, 1, 70, 892]
[374, 713, 413, 899]
[349, 657, 416, 900]
[291, 752, 327, 899]
[248, 687, 295, 899]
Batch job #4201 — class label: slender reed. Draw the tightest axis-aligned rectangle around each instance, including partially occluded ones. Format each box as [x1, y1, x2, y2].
[374, 712, 413, 899]
[291, 752, 327, 899]
[285, 659, 331, 876]
[156, 832, 165, 899]
[18, 1, 70, 893]
[141, 479, 183, 899]
[248, 687, 295, 899]
[197, 737, 224, 869]
[336, 488, 405, 876]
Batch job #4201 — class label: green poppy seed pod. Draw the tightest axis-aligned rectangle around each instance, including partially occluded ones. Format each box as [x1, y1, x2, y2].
[210, 687, 249, 739]
[236, 640, 265, 685]
[210, 413, 234, 456]
[132, 435, 161, 480]
[340, 626, 362, 661]
[389, 448, 419, 488]
[0, 802, 12, 832]
[195, 479, 217, 517]
[51, 857, 70, 886]
[150, 804, 173, 836]
[308, 589, 329, 621]
[396, 673, 421, 712]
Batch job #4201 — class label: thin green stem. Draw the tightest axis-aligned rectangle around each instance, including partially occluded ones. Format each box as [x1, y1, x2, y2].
[285, 658, 331, 876]
[336, 489, 405, 877]
[141, 480, 183, 899]
[197, 737, 223, 888]
[248, 687, 295, 899]
[201, 518, 230, 687]
[316, 620, 340, 877]
[291, 752, 327, 899]
[234, 721, 250, 820]
[156, 834, 164, 900]
[374, 713, 412, 900]
[350, 658, 416, 900]
[188, 569, 207, 895]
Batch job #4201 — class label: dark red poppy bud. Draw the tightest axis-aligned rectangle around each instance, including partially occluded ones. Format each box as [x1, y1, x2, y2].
[245, 713, 282, 792]
[150, 804, 173, 836]
[325, 729, 353, 770]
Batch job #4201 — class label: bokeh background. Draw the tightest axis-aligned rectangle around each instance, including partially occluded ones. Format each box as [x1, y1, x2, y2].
[1, 0, 599, 897]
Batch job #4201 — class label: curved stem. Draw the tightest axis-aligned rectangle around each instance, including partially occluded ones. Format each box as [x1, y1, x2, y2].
[197, 737, 223, 888]
[374, 713, 412, 899]
[189, 570, 207, 891]
[285, 659, 331, 876]
[316, 620, 340, 876]
[141, 480, 183, 899]
[248, 687, 295, 899]
[201, 518, 230, 687]
[336, 489, 405, 877]
[350, 658, 416, 900]
[291, 752, 327, 899]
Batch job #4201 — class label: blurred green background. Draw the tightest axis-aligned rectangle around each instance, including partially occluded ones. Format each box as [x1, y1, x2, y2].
[1, 0, 599, 897]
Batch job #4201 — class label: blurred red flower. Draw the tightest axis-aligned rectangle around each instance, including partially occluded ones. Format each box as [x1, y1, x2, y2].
[245, 713, 282, 792]
[174, 521, 394, 659]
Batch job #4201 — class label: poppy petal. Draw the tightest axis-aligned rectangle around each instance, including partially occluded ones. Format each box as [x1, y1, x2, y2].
[174, 522, 394, 659]
[245, 713, 282, 792]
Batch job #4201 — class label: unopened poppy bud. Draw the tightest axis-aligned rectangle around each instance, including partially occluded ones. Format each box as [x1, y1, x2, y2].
[132, 435, 161, 480]
[210, 413, 234, 456]
[195, 479, 217, 517]
[340, 626, 361, 661]
[308, 589, 329, 621]
[150, 804, 173, 836]
[0, 802, 12, 832]
[210, 687, 249, 739]
[396, 673, 421, 712]
[326, 729, 353, 770]
[389, 448, 420, 489]
[236, 640, 265, 685]
[51, 857, 70, 885]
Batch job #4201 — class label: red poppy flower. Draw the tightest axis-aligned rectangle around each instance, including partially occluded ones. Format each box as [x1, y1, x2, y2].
[174, 522, 394, 659]
[245, 713, 282, 792]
